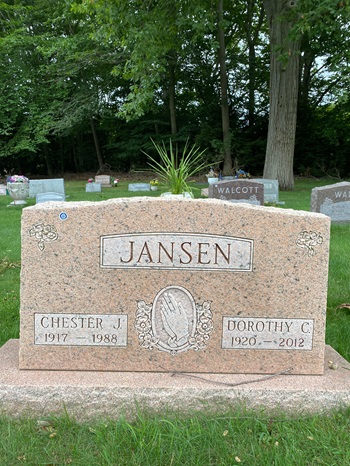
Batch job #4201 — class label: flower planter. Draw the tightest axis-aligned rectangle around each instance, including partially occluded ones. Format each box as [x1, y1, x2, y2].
[207, 177, 219, 185]
[160, 192, 193, 199]
[150, 186, 158, 191]
[7, 182, 29, 206]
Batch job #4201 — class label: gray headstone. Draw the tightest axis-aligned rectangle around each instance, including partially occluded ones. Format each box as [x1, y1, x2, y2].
[86, 183, 102, 193]
[29, 179, 65, 198]
[36, 192, 66, 204]
[254, 179, 280, 204]
[208, 179, 264, 205]
[311, 181, 350, 223]
[128, 183, 151, 192]
[0, 184, 6, 195]
[95, 175, 111, 187]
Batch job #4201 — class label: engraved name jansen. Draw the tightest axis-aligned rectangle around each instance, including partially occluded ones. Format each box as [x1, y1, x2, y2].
[100, 233, 253, 271]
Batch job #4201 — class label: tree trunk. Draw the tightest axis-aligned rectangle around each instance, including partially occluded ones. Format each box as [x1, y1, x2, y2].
[263, 0, 301, 190]
[217, 0, 232, 175]
[43, 145, 54, 177]
[168, 57, 177, 135]
[90, 117, 104, 171]
[245, 1, 265, 127]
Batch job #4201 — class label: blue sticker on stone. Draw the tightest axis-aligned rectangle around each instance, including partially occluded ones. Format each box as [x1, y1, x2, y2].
[59, 212, 68, 221]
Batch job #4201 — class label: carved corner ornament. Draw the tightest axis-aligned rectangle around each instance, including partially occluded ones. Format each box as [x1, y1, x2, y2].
[29, 222, 58, 251]
[135, 286, 213, 355]
[296, 230, 323, 256]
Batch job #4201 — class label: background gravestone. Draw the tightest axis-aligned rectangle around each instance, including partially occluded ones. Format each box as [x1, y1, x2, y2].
[253, 179, 282, 204]
[29, 179, 65, 198]
[95, 175, 111, 187]
[0, 184, 6, 195]
[86, 182, 102, 193]
[208, 179, 264, 205]
[36, 192, 66, 204]
[311, 181, 350, 223]
[128, 183, 151, 192]
[19, 198, 330, 375]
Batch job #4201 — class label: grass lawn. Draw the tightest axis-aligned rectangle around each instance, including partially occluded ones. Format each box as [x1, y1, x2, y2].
[0, 177, 349, 465]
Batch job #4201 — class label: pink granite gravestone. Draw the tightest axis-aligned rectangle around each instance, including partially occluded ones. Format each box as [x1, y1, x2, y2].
[19, 198, 330, 374]
[311, 181, 350, 223]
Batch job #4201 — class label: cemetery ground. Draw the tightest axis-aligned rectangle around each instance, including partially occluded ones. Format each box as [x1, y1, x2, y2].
[0, 177, 349, 465]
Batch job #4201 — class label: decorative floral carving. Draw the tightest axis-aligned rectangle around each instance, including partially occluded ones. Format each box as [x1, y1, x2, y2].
[296, 230, 323, 256]
[135, 292, 213, 355]
[29, 222, 58, 251]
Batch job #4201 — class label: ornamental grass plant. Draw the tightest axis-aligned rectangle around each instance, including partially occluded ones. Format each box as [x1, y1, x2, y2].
[144, 138, 210, 195]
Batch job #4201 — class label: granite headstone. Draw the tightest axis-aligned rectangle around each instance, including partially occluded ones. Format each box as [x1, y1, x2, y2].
[311, 181, 350, 223]
[36, 192, 66, 204]
[128, 183, 151, 192]
[95, 175, 111, 187]
[86, 182, 102, 193]
[208, 179, 264, 205]
[19, 198, 330, 375]
[29, 179, 65, 198]
[254, 179, 282, 204]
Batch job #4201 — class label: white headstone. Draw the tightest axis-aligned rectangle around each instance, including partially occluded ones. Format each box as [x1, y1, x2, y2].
[29, 179, 65, 198]
[36, 192, 66, 204]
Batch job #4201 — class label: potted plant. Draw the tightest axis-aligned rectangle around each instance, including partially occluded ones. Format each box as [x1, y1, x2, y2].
[144, 138, 209, 198]
[150, 179, 159, 191]
[6, 175, 30, 206]
[206, 168, 219, 185]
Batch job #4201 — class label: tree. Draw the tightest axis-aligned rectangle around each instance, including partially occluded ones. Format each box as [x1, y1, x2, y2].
[217, 0, 232, 174]
[0, 0, 126, 173]
[262, 0, 301, 190]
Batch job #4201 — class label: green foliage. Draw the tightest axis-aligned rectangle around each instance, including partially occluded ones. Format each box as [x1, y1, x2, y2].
[1, 0, 350, 177]
[0, 408, 350, 465]
[144, 138, 209, 194]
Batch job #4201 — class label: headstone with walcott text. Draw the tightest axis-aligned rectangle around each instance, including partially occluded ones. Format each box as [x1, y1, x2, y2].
[208, 179, 264, 205]
[311, 181, 350, 223]
[19, 198, 330, 375]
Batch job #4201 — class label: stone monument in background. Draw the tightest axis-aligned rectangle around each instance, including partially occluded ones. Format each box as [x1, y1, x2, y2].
[311, 181, 350, 223]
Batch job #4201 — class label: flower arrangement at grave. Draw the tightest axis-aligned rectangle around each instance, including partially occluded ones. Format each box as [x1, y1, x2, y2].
[6, 175, 30, 205]
[6, 175, 29, 183]
[150, 179, 159, 186]
[235, 169, 250, 179]
[206, 168, 218, 179]
[113, 178, 119, 186]
[87, 178, 94, 183]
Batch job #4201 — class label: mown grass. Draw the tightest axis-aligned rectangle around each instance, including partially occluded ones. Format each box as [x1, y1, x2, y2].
[0, 408, 349, 465]
[0, 177, 349, 465]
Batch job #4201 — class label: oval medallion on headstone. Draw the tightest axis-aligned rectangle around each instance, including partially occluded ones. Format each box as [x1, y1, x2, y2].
[152, 286, 196, 353]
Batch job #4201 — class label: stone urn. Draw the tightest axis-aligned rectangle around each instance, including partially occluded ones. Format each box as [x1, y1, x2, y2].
[150, 185, 158, 191]
[7, 182, 30, 206]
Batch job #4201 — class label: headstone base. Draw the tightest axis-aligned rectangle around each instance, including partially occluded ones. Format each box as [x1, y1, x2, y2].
[1, 340, 349, 421]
